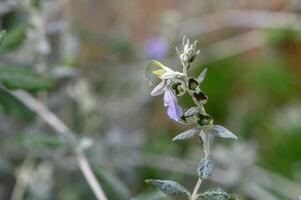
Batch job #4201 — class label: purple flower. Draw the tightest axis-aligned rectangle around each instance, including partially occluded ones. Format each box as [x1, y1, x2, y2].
[146, 37, 168, 59]
[164, 89, 183, 121]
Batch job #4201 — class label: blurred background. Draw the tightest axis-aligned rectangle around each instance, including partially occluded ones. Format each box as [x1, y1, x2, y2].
[0, 0, 301, 199]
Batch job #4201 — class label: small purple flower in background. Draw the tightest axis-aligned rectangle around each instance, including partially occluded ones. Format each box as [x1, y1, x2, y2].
[164, 89, 183, 121]
[146, 37, 168, 59]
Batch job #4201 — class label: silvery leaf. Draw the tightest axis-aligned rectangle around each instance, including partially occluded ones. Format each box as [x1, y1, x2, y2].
[197, 187, 234, 200]
[198, 156, 214, 180]
[145, 179, 190, 197]
[184, 106, 200, 117]
[172, 127, 199, 141]
[151, 80, 165, 96]
[212, 125, 238, 140]
[197, 68, 208, 83]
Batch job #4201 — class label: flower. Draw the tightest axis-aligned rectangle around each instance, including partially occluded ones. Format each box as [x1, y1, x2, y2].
[146, 60, 185, 121]
[146, 60, 184, 82]
[164, 89, 183, 121]
[146, 37, 168, 59]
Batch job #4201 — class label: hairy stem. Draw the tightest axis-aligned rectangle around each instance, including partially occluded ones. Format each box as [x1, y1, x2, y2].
[191, 178, 202, 200]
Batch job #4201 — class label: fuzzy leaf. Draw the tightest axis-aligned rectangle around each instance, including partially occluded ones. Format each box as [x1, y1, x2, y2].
[197, 187, 234, 200]
[198, 156, 214, 180]
[197, 68, 208, 83]
[172, 127, 199, 141]
[145, 179, 190, 197]
[212, 125, 237, 140]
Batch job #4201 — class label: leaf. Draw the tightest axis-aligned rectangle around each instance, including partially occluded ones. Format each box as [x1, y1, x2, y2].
[0, 66, 54, 91]
[197, 187, 234, 200]
[145, 179, 190, 197]
[172, 127, 199, 141]
[198, 156, 214, 180]
[0, 89, 35, 122]
[0, 26, 26, 53]
[21, 133, 64, 150]
[184, 106, 200, 117]
[197, 68, 208, 83]
[212, 125, 237, 140]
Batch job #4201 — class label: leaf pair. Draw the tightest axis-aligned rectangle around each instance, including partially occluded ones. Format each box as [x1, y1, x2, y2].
[172, 125, 237, 142]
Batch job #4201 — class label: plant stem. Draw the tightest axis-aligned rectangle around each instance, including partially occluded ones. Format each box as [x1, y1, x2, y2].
[191, 178, 202, 200]
[77, 153, 108, 200]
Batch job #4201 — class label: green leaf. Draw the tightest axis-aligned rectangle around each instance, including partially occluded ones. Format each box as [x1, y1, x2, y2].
[0, 89, 35, 122]
[198, 156, 214, 180]
[145, 179, 190, 197]
[197, 187, 234, 200]
[0, 26, 26, 53]
[172, 127, 200, 141]
[0, 66, 54, 91]
[21, 133, 64, 150]
[212, 125, 237, 140]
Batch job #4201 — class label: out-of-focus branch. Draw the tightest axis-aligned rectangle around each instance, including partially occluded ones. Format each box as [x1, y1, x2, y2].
[241, 181, 279, 200]
[180, 9, 301, 37]
[2, 88, 108, 200]
[10, 156, 34, 200]
[200, 30, 265, 64]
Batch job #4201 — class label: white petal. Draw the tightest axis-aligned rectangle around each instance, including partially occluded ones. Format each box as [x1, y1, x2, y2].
[150, 80, 165, 96]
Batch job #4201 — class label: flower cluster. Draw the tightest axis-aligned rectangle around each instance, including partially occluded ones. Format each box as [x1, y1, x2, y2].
[145, 36, 238, 200]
